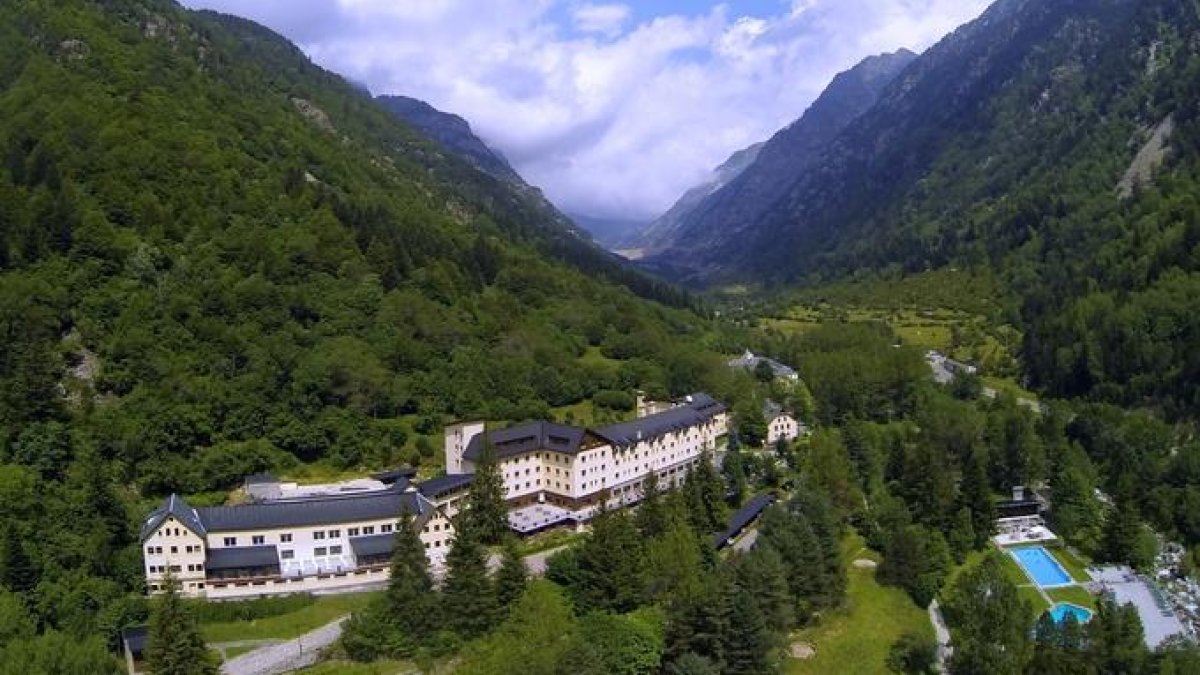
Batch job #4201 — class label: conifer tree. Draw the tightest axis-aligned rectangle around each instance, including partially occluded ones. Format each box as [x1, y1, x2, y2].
[441, 519, 499, 639]
[720, 587, 776, 674]
[144, 572, 219, 675]
[958, 447, 996, 548]
[733, 544, 793, 634]
[494, 537, 528, 611]
[947, 506, 976, 563]
[684, 451, 726, 535]
[465, 434, 508, 545]
[0, 525, 35, 595]
[636, 471, 669, 539]
[573, 507, 645, 613]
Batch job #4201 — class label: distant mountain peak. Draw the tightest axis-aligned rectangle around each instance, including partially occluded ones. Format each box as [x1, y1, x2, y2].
[375, 94, 522, 186]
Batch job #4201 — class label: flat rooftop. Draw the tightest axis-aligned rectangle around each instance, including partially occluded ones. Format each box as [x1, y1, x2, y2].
[1092, 565, 1188, 648]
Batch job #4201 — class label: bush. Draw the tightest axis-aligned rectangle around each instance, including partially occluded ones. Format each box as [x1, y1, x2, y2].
[185, 594, 315, 623]
[887, 631, 937, 674]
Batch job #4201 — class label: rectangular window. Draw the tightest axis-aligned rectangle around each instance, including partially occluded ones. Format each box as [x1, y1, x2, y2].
[223, 537, 237, 546]
[170, 545, 178, 554]
[347, 527, 359, 537]
[280, 533, 292, 543]
[146, 546, 155, 556]
[314, 547, 327, 557]
[252, 535, 265, 545]
[381, 524, 393, 533]
[169, 565, 181, 573]
[330, 545, 343, 555]
[313, 531, 325, 540]
[328, 529, 341, 538]
[363, 526, 374, 535]
[280, 550, 294, 560]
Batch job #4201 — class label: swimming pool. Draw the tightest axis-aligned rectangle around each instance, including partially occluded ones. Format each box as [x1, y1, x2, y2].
[1011, 547, 1073, 587]
[1048, 602, 1093, 624]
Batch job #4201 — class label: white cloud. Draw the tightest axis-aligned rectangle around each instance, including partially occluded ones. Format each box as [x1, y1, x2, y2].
[181, 0, 994, 220]
[571, 3, 631, 37]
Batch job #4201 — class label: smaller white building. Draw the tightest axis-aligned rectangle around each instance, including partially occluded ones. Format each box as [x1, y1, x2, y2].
[763, 400, 802, 446]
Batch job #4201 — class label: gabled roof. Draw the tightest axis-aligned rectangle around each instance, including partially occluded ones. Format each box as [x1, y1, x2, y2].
[140, 493, 207, 541]
[206, 545, 280, 571]
[463, 421, 591, 462]
[417, 473, 475, 499]
[348, 533, 395, 559]
[197, 489, 432, 532]
[712, 493, 776, 548]
[595, 393, 726, 449]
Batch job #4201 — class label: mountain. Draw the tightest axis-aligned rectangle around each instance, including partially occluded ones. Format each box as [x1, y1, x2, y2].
[375, 94, 523, 186]
[639, 49, 917, 278]
[648, 0, 1200, 414]
[632, 141, 763, 255]
[568, 211, 649, 251]
[0, 0, 714, 503]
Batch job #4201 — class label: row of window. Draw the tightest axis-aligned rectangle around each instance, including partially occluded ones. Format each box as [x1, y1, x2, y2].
[219, 524, 395, 548]
[145, 544, 202, 556]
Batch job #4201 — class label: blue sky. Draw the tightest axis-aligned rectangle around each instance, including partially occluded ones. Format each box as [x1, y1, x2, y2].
[181, 0, 994, 220]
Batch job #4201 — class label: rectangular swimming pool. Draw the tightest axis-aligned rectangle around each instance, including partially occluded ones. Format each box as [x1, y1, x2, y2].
[1011, 547, 1072, 587]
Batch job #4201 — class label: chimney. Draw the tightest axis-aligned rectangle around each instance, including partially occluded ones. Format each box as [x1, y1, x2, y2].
[1013, 485, 1025, 501]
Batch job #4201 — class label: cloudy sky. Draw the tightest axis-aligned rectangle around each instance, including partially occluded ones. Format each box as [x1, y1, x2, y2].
[181, 0, 993, 221]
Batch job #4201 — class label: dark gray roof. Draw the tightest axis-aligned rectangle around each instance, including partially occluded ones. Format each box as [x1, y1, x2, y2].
[122, 626, 148, 654]
[206, 545, 280, 571]
[197, 490, 430, 532]
[596, 394, 724, 448]
[140, 494, 207, 541]
[348, 533, 395, 559]
[713, 493, 776, 548]
[418, 473, 475, 499]
[372, 467, 418, 484]
[463, 421, 590, 461]
[728, 351, 798, 378]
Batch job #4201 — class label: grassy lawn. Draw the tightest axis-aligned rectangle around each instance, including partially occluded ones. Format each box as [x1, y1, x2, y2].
[998, 549, 1033, 586]
[786, 535, 931, 675]
[202, 592, 380, 643]
[1047, 546, 1092, 583]
[222, 644, 259, 661]
[515, 528, 582, 556]
[982, 376, 1039, 403]
[1019, 586, 1051, 620]
[298, 659, 415, 674]
[1047, 586, 1096, 610]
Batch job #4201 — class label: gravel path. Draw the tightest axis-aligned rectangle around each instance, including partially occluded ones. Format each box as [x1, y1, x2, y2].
[220, 615, 349, 675]
[928, 599, 952, 673]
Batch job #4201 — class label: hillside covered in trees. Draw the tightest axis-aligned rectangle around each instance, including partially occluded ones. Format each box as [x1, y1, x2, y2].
[647, 0, 1200, 416]
[0, 0, 743, 666]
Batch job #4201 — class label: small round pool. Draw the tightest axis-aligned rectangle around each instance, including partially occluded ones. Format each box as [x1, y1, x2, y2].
[1048, 602, 1093, 624]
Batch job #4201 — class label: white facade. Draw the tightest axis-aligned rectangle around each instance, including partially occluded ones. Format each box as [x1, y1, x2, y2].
[444, 420, 485, 475]
[141, 484, 464, 599]
[766, 412, 800, 446]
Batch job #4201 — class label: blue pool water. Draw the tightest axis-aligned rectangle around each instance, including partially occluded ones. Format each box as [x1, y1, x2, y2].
[1012, 547, 1072, 587]
[1048, 603, 1093, 624]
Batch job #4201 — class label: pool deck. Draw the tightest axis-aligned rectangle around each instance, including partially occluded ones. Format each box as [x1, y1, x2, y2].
[1091, 565, 1188, 648]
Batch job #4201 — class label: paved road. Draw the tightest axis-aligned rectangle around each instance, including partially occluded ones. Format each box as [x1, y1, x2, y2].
[220, 615, 349, 675]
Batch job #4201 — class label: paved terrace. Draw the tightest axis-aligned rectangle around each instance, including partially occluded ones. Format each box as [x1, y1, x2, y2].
[1091, 565, 1188, 648]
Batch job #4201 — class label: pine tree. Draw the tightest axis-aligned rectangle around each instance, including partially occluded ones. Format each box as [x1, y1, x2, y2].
[573, 508, 645, 613]
[684, 451, 726, 535]
[942, 553, 1031, 675]
[494, 537, 528, 610]
[947, 506, 976, 563]
[722, 449, 748, 506]
[441, 519, 499, 639]
[144, 572, 219, 675]
[720, 586, 776, 674]
[636, 471, 669, 538]
[465, 432, 508, 545]
[959, 447, 996, 548]
[733, 544, 793, 634]
[0, 525, 35, 595]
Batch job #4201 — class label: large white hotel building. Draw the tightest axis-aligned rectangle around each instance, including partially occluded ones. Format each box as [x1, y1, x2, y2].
[141, 393, 727, 598]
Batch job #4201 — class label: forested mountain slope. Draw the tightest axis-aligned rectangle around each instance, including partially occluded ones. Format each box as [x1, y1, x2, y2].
[0, 0, 721, 500]
[654, 0, 1200, 416]
[375, 94, 525, 187]
[639, 48, 916, 278]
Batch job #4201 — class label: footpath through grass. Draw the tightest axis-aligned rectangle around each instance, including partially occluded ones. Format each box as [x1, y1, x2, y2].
[201, 591, 380, 643]
[786, 534, 932, 675]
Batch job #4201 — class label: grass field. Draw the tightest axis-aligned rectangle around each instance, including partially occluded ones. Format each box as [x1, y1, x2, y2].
[1046, 586, 1096, 610]
[201, 592, 380, 643]
[515, 528, 582, 556]
[298, 659, 415, 674]
[1047, 546, 1093, 583]
[999, 550, 1033, 586]
[786, 535, 932, 675]
[1019, 586, 1052, 619]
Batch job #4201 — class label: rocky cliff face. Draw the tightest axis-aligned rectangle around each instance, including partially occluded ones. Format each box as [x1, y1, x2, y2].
[638, 49, 917, 280]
